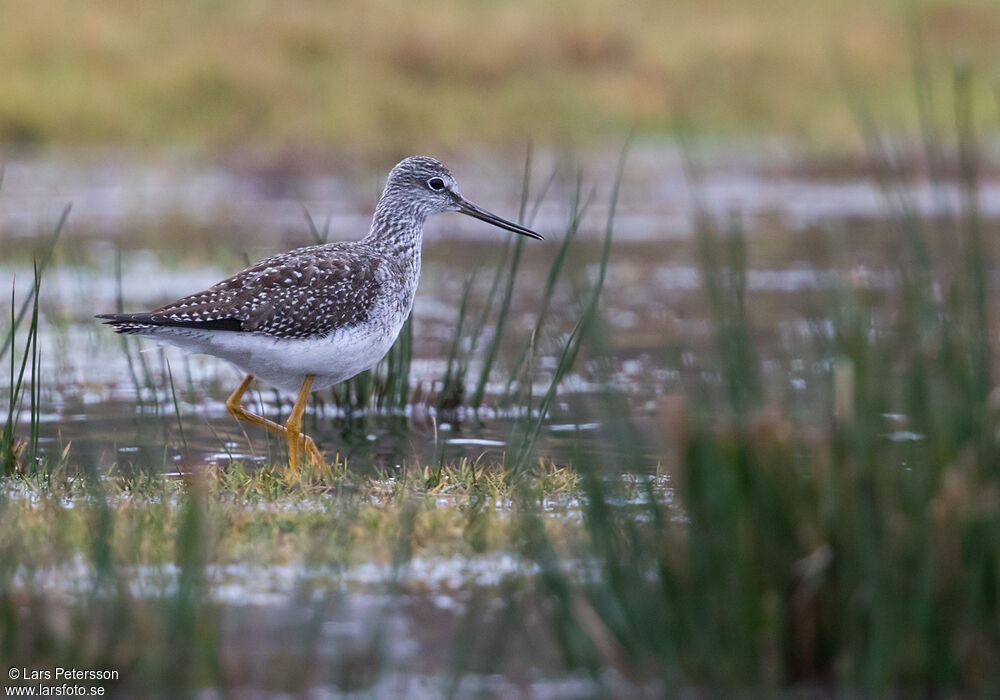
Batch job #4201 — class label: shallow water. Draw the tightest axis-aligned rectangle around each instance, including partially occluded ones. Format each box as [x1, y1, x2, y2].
[2, 146, 995, 473]
[4, 147, 996, 696]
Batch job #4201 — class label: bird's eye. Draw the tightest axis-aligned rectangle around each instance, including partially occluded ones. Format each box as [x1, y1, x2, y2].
[427, 177, 446, 191]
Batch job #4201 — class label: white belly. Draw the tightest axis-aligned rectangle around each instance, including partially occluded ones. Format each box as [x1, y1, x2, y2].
[140, 324, 399, 393]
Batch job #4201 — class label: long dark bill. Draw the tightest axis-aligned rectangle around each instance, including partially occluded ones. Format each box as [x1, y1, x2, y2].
[455, 196, 544, 240]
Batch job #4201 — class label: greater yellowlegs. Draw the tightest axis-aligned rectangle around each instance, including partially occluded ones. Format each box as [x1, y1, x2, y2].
[97, 156, 543, 470]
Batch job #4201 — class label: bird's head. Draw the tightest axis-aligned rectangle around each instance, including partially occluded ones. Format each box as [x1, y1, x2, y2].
[383, 156, 543, 240]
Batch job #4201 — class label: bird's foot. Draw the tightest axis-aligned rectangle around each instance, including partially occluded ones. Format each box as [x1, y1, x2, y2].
[286, 431, 325, 474]
[302, 435, 325, 467]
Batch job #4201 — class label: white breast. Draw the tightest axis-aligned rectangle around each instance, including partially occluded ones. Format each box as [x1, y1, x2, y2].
[141, 322, 400, 393]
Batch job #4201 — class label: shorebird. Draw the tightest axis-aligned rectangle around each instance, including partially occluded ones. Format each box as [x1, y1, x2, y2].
[98, 156, 542, 470]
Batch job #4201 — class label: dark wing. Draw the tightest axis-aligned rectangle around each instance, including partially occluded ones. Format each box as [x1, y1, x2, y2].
[97, 244, 383, 339]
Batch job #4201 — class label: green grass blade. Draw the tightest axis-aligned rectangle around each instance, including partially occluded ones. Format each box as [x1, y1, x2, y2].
[166, 359, 188, 452]
[510, 140, 628, 471]
[0, 202, 69, 361]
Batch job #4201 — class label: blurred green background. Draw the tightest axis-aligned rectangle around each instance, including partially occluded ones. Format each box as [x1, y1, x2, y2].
[1, 0, 997, 156]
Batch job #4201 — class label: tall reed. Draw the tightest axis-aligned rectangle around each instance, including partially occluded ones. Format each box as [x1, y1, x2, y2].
[515, 66, 1000, 695]
[2, 265, 42, 475]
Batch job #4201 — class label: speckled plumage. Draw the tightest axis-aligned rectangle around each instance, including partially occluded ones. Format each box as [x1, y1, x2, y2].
[97, 156, 542, 394]
[103, 243, 388, 339]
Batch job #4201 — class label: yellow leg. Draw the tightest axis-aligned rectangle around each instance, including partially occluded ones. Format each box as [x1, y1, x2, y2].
[285, 374, 323, 471]
[226, 374, 323, 470]
[226, 375, 289, 439]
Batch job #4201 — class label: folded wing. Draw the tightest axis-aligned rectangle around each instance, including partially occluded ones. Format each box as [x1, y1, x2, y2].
[97, 244, 383, 340]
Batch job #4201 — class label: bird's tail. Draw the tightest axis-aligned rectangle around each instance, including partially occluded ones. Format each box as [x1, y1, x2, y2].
[94, 313, 160, 335]
[95, 313, 243, 334]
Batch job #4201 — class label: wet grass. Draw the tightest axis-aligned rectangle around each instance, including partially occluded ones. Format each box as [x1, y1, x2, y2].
[2, 200, 70, 475]
[1, 265, 41, 475]
[0, 460, 587, 695]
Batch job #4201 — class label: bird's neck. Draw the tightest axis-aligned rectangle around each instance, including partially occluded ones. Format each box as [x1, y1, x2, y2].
[363, 187, 428, 262]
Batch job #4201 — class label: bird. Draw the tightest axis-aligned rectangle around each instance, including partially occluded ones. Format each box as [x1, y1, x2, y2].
[97, 156, 543, 471]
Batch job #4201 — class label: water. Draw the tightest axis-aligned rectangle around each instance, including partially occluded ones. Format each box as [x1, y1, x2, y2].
[1, 146, 988, 473]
